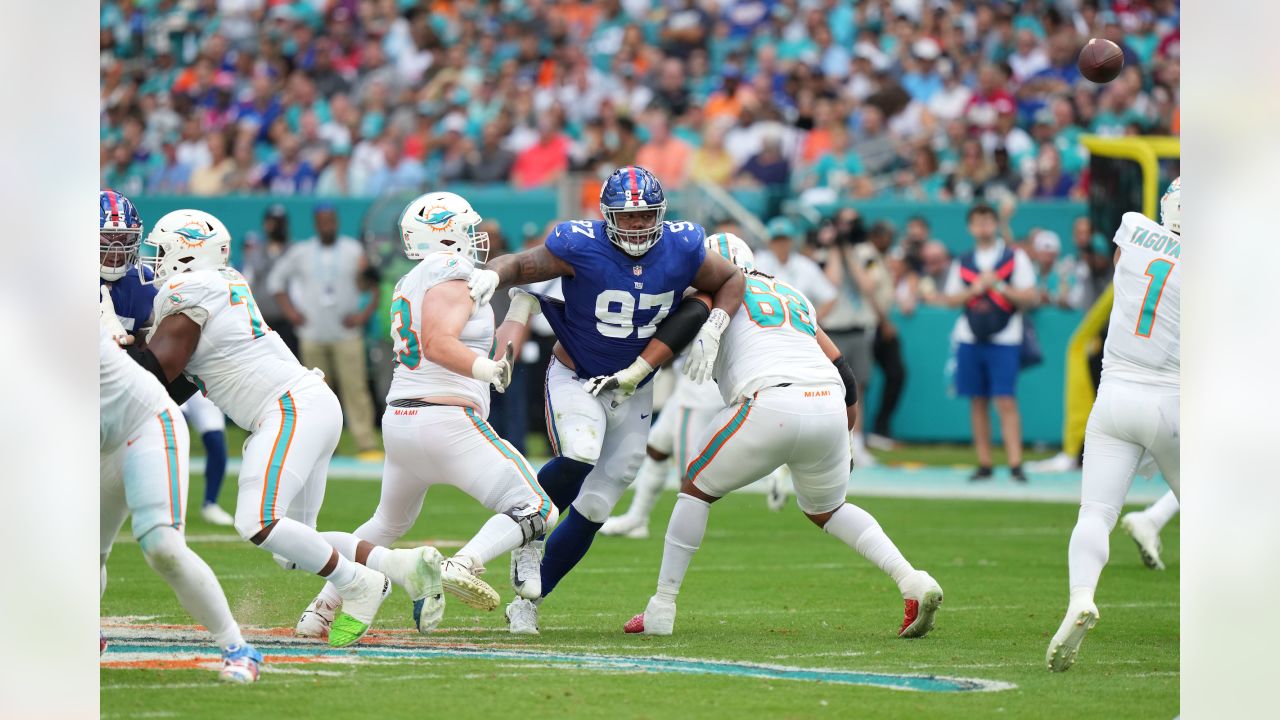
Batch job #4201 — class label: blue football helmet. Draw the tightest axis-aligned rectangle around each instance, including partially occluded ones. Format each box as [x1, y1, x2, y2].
[599, 166, 667, 256]
[100, 189, 143, 281]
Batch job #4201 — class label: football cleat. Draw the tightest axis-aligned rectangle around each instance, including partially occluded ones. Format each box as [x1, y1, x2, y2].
[1120, 512, 1165, 570]
[624, 596, 676, 636]
[200, 503, 235, 527]
[1026, 452, 1079, 473]
[765, 466, 791, 512]
[382, 546, 445, 632]
[599, 514, 649, 539]
[329, 566, 391, 648]
[506, 598, 540, 635]
[219, 643, 263, 683]
[442, 557, 500, 611]
[898, 570, 944, 638]
[1047, 599, 1100, 672]
[295, 595, 340, 639]
[510, 540, 543, 600]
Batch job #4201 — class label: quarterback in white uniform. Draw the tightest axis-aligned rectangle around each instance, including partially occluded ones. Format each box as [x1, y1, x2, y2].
[138, 209, 444, 648]
[1047, 178, 1181, 672]
[296, 192, 557, 637]
[99, 324, 261, 681]
[604, 234, 943, 638]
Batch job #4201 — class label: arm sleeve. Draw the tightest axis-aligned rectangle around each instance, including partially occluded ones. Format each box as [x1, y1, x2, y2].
[652, 296, 711, 354]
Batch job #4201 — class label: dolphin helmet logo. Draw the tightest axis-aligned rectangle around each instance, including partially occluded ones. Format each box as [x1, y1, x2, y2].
[173, 221, 216, 247]
[416, 206, 457, 231]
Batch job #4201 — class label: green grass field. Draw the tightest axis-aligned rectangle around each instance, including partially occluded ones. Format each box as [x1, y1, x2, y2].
[101, 474, 1178, 719]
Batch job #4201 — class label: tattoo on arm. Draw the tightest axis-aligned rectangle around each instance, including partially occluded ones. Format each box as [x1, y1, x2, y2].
[490, 246, 571, 287]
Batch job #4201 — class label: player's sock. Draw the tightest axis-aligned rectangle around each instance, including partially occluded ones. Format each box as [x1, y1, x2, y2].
[201, 431, 227, 506]
[456, 513, 526, 568]
[540, 506, 603, 596]
[1068, 501, 1118, 591]
[538, 457, 594, 510]
[1140, 491, 1180, 532]
[627, 456, 669, 521]
[139, 526, 245, 648]
[656, 493, 711, 603]
[824, 503, 915, 588]
[258, 518, 359, 585]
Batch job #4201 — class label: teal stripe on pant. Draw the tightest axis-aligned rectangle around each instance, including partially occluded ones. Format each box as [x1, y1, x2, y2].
[262, 393, 297, 525]
[159, 409, 181, 526]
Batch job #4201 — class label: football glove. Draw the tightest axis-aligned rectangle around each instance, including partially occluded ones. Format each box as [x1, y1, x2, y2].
[583, 357, 654, 401]
[472, 342, 515, 392]
[467, 268, 500, 307]
[682, 308, 729, 383]
[100, 286, 134, 346]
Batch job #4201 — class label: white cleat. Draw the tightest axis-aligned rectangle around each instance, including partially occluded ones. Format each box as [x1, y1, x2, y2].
[382, 546, 445, 632]
[898, 570, 944, 638]
[600, 514, 649, 539]
[442, 557, 500, 611]
[295, 595, 340, 639]
[1047, 599, 1100, 672]
[624, 596, 676, 636]
[329, 566, 392, 648]
[1120, 513, 1165, 570]
[200, 503, 235, 526]
[506, 598, 540, 635]
[510, 541, 543, 600]
[765, 467, 791, 512]
[1027, 452, 1079, 473]
[852, 448, 878, 469]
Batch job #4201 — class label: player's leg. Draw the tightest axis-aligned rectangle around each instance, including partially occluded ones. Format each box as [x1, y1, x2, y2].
[537, 358, 606, 509]
[601, 402, 680, 538]
[182, 394, 232, 526]
[1048, 383, 1145, 672]
[1120, 488, 1178, 571]
[627, 396, 788, 635]
[100, 447, 130, 600]
[233, 378, 390, 648]
[123, 407, 259, 682]
[787, 392, 942, 638]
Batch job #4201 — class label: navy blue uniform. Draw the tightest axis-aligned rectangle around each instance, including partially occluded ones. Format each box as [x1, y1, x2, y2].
[532, 219, 706, 380]
[102, 265, 157, 333]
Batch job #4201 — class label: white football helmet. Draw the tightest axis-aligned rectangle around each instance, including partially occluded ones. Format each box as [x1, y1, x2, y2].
[142, 209, 232, 284]
[705, 232, 756, 272]
[1159, 176, 1180, 235]
[398, 191, 490, 263]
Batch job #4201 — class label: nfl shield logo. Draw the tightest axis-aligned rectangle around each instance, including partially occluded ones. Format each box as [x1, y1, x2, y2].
[633, 265, 643, 276]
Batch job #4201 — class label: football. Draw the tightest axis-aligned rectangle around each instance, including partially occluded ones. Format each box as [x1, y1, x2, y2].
[1078, 37, 1124, 83]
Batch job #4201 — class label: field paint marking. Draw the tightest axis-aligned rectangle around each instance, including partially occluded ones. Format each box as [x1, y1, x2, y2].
[102, 623, 1015, 694]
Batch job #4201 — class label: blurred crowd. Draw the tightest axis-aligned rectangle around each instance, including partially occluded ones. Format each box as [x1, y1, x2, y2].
[102, 0, 1180, 200]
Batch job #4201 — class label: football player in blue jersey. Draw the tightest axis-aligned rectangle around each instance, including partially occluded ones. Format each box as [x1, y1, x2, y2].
[98, 190, 234, 526]
[467, 166, 746, 633]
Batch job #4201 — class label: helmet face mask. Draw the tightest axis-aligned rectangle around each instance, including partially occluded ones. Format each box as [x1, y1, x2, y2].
[1159, 176, 1180, 235]
[399, 191, 489, 264]
[600, 166, 667, 256]
[142, 209, 232, 284]
[99, 190, 143, 281]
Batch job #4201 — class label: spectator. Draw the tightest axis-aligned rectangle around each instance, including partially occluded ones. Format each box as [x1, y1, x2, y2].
[1020, 143, 1080, 200]
[1030, 230, 1084, 310]
[893, 215, 933, 313]
[260, 134, 318, 195]
[1008, 28, 1050, 83]
[241, 204, 299, 356]
[918, 241, 953, 304]
[314, 143, 353, 196]
[850, 105, 900, 178]
[607, 116, 643, 168]
[635, 111, 693, 189]
[147, 137, 192, 194]
[1070, 215, 1111, 309]
[511, 116, 571, 189]
[755, 217, 838, 322]
[941, 138, 995, 202]
[689, 122, 736, 186]
[864, 223, 909, 449]
[267, 204, 381, 459]
[463, 122, 518, 183]
[940, 204, 1040, 482]
[189, 131, 238, 196]
[805, 125, 872, 198]
[735, 134, 791, 189]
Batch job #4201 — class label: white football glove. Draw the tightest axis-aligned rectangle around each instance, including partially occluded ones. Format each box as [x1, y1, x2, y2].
[503, 287, 542, 326]
[583, 357, 653, 402]
[467, 268, 500, 308]
[472, 342, 515, 393]
[100, 286, 134, 346]
[682, 308, 730, 383]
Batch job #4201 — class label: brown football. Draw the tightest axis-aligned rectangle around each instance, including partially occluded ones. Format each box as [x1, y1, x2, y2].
[1078, 38, 1124, 83]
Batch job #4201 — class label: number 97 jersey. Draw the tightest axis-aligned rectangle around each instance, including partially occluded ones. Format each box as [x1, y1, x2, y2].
[714, 273, 842, 406]
[150, 267, 309, 429]
[1102, 212, 1181, 388]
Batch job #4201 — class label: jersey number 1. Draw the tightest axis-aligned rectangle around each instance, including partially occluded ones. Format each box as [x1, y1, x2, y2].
[228, 283, 269, 339]
[1135, 259, 1174, 338]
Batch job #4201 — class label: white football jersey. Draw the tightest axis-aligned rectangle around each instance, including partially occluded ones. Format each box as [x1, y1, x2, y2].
[387, 253, 494, 416]
[100, 325, 173, 451]
[672, 352, 729, 409]
[1101, 212, 1181, 388]
[149, 267, 309, 429]
[713, 273, 842, 405]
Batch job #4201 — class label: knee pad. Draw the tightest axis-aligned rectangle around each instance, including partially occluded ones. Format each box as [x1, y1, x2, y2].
[505, 504, 549, 544]
[138, 526, 186, 575]
[1078, 500, 1120, 530]
[572, 492, 614, 524]
[233, 513, 266, 542]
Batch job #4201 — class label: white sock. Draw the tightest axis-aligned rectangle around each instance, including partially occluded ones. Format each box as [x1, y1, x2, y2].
[457, 514, 525, 568]
[139, 526, 244, 649]
[259, 517, 358, 586]
[100, 557, 108, 599]
[1068, 501, 1119, 593]
[824, 503, 915, 589]
[1140, 491, 1180, 531]
[626, 456, 670, 521]
[656, 493, 711, 603]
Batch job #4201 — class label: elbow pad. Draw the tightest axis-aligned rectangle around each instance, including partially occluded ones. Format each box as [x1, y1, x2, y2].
[653, 298, 711, 353]
[833, 355, 858, 407]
